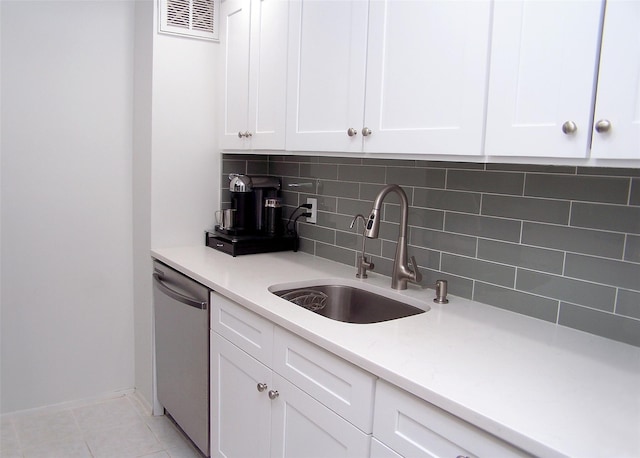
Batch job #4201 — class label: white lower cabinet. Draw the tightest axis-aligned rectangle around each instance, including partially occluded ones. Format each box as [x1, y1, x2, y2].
[210, 293, 373, 457]
[211, 292, 528, 458]
[373, 380, 530, 458]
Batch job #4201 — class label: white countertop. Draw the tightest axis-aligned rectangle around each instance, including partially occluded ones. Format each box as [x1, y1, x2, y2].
[152, 246, 640, 458]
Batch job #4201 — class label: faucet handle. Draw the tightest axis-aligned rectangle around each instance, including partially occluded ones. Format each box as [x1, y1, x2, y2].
[409, 256, 422, 284]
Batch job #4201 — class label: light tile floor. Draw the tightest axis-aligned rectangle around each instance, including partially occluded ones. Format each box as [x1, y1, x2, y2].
[0, 394, 203, 458]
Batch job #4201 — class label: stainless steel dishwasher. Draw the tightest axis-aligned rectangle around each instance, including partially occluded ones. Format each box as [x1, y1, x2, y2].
[153, 260, 210, 456]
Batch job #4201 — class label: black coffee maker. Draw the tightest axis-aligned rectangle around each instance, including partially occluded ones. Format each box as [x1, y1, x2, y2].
[207, 174, 297, 256]
[227, 174, 281, 235]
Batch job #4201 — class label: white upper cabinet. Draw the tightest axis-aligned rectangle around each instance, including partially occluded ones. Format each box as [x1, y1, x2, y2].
[286, 0, 492, 155]
[591, 0, 640, 159]
[286, 0, 369, 153]
[485, 0, 604, 158]
[220, 0, 288, 150]
[363, 0, 491, 155]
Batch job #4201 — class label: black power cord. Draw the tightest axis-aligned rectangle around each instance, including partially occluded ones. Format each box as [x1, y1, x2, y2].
[286, 203, 313, 234]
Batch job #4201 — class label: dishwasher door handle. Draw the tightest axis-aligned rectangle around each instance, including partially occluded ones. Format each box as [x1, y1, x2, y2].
[153, 272, 208, 309]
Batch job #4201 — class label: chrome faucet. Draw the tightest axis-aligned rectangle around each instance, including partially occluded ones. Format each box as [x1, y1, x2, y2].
[364, 184, 422, 290]
[350, 214, 374, 278]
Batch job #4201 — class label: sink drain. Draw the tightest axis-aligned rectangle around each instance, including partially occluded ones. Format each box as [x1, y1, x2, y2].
[280, 289, 328, 312]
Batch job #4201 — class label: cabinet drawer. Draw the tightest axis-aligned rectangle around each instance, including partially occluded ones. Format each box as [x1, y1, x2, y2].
[374, 380, 530, 458]
[211, 291, 273, 366]
[272, 327, 376, 433]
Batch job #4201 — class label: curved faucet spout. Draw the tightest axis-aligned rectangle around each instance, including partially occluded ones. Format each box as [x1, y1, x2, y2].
[364, 184, 409, 239]
[364, 184, 421, 290]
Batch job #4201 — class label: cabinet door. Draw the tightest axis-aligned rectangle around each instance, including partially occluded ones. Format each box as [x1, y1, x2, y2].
[211, 332, 272, 458]
[286, 0, 368, 152]
[485, 0, 603, 158]
[246, 0, 289, 150]
[270, 373, 371, 458]
[220, 0, 288, 150]
[363, 0, 491, 155]
[591, 0, 640, 159]
[220, 0, 252, 149]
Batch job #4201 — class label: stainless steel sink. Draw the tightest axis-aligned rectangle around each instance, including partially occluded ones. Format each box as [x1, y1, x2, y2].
[272, 284, 426, 324]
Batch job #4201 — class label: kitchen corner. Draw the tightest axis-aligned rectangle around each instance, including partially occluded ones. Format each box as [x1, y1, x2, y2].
[153, 245, 640, 458]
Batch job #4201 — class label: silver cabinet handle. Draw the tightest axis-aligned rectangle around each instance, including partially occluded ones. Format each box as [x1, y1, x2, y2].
[152, 272, 207, 310]
[347, 127, 358, 137]
[362, 127, 372, 136]
[268, 390, 279, 400]
[257, 383, 268, 392]
[562, 121, 577, 135]
[595, 119, 611, 133]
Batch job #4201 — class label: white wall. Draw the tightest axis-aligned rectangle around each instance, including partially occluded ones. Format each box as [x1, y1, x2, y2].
[132, 2, 220, 409]
[150, 35, 220, 248]
[0, 0, 220, 414]
[132, 0, 155, 411]
[0, 1, 136, 413]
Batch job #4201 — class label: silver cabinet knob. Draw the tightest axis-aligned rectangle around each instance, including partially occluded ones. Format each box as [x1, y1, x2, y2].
[562, 121, 577, 135]
[362, 127, 372, 136]
[238, 131, 245, 138]
[238, 131, 253, 138]
[257, 383, 268, 392]
[595, 119, 611, 133]
[347, 127, 358, 137]
[268, 390, 279, 400]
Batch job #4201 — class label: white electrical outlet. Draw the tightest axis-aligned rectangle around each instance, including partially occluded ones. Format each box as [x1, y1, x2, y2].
[306, 197, 317, 224]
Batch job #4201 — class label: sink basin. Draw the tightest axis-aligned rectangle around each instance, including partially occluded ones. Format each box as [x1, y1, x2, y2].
[272, 284, 427, 324]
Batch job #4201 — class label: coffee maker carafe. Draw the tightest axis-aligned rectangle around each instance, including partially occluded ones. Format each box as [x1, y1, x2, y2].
[227, 174, 281, 235]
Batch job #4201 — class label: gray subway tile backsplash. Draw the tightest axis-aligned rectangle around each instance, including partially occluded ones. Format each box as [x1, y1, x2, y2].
[300, 163, 338, 180]
[521, 222, 625, 259]
[473, 282, 559, 323]
[558, 302, 640, 347]
[442, 254, 516, 288]
[221, 154, 640, 347]
[413, 188, 481, 214]
[570, 202, 640, 234]
[524, 173, 630, 204]
[445, 212, 522, 243]
[564, 254, 640, 291]
[447, 169, 525, 195]
[630, 178, 640, 205]
[338, 164, 386, 183]
[410, 227, 477, 257]
[617, 289, 640, 320]
[626, 235, 640, 263]
[477, 239, 564, 275]
[386, 166, 446, 188]
[481, 195, 570, 225]
[515, 269, 617, 312]
[318, 180, 360, 199]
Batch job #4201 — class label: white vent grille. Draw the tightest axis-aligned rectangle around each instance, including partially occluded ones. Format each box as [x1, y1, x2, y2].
[159, 0, 219, 41]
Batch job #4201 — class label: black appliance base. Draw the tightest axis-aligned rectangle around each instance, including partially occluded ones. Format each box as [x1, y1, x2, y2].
[205, 230, 298, 257]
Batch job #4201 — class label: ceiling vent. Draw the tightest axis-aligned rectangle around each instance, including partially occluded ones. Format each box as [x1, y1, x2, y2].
[159, 0, 219, 41]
